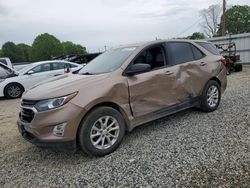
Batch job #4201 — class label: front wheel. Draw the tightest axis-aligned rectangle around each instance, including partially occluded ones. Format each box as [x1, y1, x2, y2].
[4, 83, 24, 99]
[78, 107, 125, 156]
[200, 80, 221, 112]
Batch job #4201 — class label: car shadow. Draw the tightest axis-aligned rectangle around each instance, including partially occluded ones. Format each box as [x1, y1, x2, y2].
[20, 107, 202, 164]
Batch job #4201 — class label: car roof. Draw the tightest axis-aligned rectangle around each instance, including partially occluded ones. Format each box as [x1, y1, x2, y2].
[115, 39, 211, 49]
[31, 60, 80, 66]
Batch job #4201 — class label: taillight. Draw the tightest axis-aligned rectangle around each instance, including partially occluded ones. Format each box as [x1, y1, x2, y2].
[220, 57, 227, 65]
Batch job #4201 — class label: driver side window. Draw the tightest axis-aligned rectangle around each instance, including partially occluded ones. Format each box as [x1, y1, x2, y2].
[31, 63, 52, 73]
[134, 45, 166, 71]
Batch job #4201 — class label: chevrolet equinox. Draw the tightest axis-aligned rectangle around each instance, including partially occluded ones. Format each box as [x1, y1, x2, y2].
[18, 40, 227, 156]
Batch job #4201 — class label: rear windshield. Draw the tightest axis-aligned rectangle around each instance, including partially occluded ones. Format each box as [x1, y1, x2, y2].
[196, 42, 220, 55]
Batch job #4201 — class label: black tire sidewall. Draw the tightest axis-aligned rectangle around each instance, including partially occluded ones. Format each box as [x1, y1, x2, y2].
[4, 83, 24, 99]
[201, 80, 221, 112]
[78, 107, 125, 156]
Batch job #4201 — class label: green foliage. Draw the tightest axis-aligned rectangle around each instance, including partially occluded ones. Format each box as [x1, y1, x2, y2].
[31, 33, 63, 61]
[0, 49, 3, 57]
[187, 32, 206, 40]
[0, 33, 87, 63]
[62, 41, 86, 55]
[17, 43, 32, 62]
[218, 5, 250, 35]
[1, 42, 32, 63]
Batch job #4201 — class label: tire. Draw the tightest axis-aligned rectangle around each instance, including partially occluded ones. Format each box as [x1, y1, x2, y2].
[4, 83, 24, 99]
[234, 64, 242, 72]
[78, 107, 125, 156]
[200, 80, 221, 112]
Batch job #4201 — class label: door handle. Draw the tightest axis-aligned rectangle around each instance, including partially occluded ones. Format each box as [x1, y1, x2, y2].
[165, 71, 174, 75]
[200, 62, 207, 66]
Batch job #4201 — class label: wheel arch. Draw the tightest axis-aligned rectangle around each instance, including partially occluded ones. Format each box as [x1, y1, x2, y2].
[76, 101, 131, 143]
[3, 82, 25, 97]
[209, 77, 221, 86]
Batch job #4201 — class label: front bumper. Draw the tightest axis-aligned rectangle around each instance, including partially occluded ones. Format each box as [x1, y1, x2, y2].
[18, 121, 77, 150]
[17, 102, 85, 150]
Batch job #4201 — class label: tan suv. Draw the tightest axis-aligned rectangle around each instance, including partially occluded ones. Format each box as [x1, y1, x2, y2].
[18, 40, 227, 156]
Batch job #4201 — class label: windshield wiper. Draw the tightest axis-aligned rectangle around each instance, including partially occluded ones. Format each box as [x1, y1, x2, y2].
[81, 72, 95, 75]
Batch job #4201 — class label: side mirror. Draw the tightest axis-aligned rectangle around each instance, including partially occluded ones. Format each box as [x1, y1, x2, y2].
[26, 70, 34, 75]
[126, 64, 151, 76]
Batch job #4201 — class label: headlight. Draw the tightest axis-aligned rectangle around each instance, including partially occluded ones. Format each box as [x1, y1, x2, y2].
[34, 92, 77, 112]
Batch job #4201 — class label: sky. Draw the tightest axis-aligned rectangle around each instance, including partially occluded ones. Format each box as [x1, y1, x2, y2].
[0, 0, 249, 52]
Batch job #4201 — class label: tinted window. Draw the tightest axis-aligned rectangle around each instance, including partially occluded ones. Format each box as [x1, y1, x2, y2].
[196, 42, 220, 55]
[0, 59, 7, 65]
[134, 46, 165, 70]
[79, 47, 135, 74]
[69, 63, 77, 68]
[31, 64, 52, 73]
[191, 45, 204, 60]
[166, 42, 194, 65]
[52, 63, 66, 70]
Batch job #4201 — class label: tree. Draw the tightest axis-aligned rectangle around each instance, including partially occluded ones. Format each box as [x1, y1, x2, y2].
[0, 49, 3, 57]
[2, 42, 23, 63]
[61, 41, 86, 55]
[1, 42, 32, 63]
[187, 32, 206, 40]
[218, 5, 250, 35]
[31, 33, 63, 61]
[200, 4, 222, 38]
[17, 43, 32, 62]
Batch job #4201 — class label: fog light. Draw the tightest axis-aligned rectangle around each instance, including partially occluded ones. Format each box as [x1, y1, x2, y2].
[53, 123, 67, 137]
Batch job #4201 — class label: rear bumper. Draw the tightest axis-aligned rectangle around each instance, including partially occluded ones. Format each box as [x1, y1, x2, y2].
[18, 121, 77, 150]
[217, 65, 227, 94]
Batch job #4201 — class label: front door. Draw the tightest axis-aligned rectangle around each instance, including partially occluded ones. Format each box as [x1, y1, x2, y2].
[126, 44, 183, 117]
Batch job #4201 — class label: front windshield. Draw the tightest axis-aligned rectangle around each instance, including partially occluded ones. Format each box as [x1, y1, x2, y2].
[79, 47, 136, 74]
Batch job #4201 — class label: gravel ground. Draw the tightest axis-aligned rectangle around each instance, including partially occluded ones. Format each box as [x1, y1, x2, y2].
[0, 66, 250, 187]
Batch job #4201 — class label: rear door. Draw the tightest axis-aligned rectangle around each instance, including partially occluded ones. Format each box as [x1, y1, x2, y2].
[126, 44, 184, 117]
[164, 41, 213, 97]
[51, 62, 67, 76]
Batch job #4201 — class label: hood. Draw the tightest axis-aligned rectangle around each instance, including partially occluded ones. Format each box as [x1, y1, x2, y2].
[23, 73, 109, 100]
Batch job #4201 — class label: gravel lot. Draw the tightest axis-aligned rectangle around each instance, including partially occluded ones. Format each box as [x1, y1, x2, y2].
[0, 66, 250, 187]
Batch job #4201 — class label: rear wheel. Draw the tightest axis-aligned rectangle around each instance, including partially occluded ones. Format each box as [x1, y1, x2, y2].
[4, 83, 24, 99]
[78, 107, 125, 156]
[234, 64, 242, 72]
[200, 80, 221, 112]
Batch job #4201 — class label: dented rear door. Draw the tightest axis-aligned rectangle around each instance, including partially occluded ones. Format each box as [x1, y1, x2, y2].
[164, 41, 214, 98]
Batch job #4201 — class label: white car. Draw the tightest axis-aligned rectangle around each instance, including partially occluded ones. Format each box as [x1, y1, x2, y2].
[0, 58, 13, 68]
[0, 60, 82, 98]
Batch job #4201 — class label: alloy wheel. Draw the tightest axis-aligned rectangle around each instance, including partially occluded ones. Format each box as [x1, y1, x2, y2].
[8, 85, 21, 98]
[90, 116, 120, 150]
[207, 85, 219, 108]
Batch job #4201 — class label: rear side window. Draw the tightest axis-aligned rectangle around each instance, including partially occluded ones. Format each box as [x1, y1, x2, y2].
[196, 42, 220, 55]
[191, 45, 204, 60]
[166, 42, 194, 65]
[52, 63, 65, 70]
[69, 63, 77, 68]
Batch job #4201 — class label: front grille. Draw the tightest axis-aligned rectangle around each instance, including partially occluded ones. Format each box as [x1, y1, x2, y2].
[19, 108, 35, 123]
[21, 99, 38, 107]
